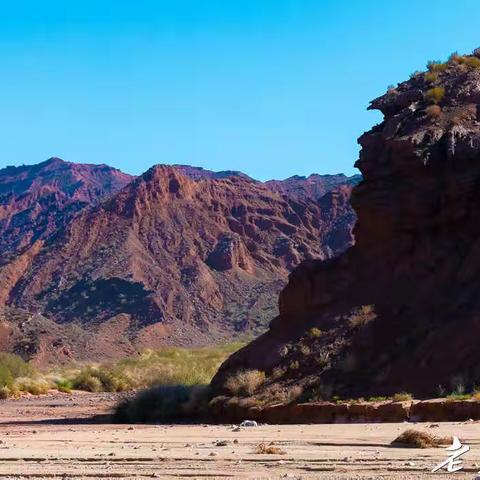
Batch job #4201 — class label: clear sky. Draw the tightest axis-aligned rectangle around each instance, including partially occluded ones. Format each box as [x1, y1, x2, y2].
[1, 0, 480, 180]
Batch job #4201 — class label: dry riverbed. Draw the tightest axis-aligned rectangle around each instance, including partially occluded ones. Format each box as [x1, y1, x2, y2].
[0, 393, 479, 478]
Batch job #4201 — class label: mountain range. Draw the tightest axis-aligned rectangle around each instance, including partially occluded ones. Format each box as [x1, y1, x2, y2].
[0, 158, 359, 363]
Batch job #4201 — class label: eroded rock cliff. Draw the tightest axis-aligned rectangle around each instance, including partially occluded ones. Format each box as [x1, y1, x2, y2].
[213, 51, 480, 400]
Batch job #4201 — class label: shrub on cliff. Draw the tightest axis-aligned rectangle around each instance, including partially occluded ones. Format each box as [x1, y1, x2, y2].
[427, 61, 448, 73]
[426, 105, 442, 118]
[450, 55, 480, 69]
[425, 86, 445, 104]
[391, 392, 413, 402]
[348, 305, 377, 327]
[224, 369, 266, 396]
[308, 327, 323, 338]
[424, 71, 439, 83]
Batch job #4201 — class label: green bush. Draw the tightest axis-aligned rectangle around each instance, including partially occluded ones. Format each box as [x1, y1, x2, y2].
[0, 365, 13, 388]
[71, 367, 130, 392]
[0, 353, 35, 378]
[55, 379, 73, 393]
[425, 86, 445, 104]
[0, 344, 244, 396]
[68, 344, 245, 393]
[111, 343, 244, 389]
[0, 353, 35, 390]
[14, 377, 50, 395]
[71, 369, 104, 392]
[71, 366, 132, 392]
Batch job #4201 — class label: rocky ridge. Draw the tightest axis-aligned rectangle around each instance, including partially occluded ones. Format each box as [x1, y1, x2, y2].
[266, 173, 361, 201]
[0, 158, 133, 260]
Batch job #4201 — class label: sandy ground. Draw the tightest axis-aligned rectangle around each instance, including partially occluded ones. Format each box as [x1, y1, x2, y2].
[0, 393, 479, 479]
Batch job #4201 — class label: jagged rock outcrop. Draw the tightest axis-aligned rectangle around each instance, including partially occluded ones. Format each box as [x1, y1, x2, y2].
[206, 234, 253, 272]
[213, 51, 480, 400]
[1, 164, 357, 360]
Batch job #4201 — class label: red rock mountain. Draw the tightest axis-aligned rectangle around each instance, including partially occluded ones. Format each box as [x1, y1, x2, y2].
[213, 51, 480, 400]
[266, 173, 361, 201]
[0, 162, 356, 362]
[0, 157, 133, 259]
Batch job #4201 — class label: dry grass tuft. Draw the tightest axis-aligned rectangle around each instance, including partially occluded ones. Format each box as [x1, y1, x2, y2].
[427, 61, 448, 73]
[391, 392, 413, 402]
[308, 327, 323, 339]
[14, 377, 50, 395]
[472, 391, 480, 401]
[349, 305, 377, 328]
[255, 442, 286, 455]
[0, 386, 10, 400]
[224, 369, 265, 396]
[451, 55, 480, 69]
[392, 429, 452, 448]
[426, 104, 442, 119]
[424, 71, 439, 83]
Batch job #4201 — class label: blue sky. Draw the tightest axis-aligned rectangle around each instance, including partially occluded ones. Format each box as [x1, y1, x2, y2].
[1, 1, 480, 180]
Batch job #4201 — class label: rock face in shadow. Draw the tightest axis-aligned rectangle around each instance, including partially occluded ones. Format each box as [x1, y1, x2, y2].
[212, 53, 480, 399]
[0, 163, 357, 361]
